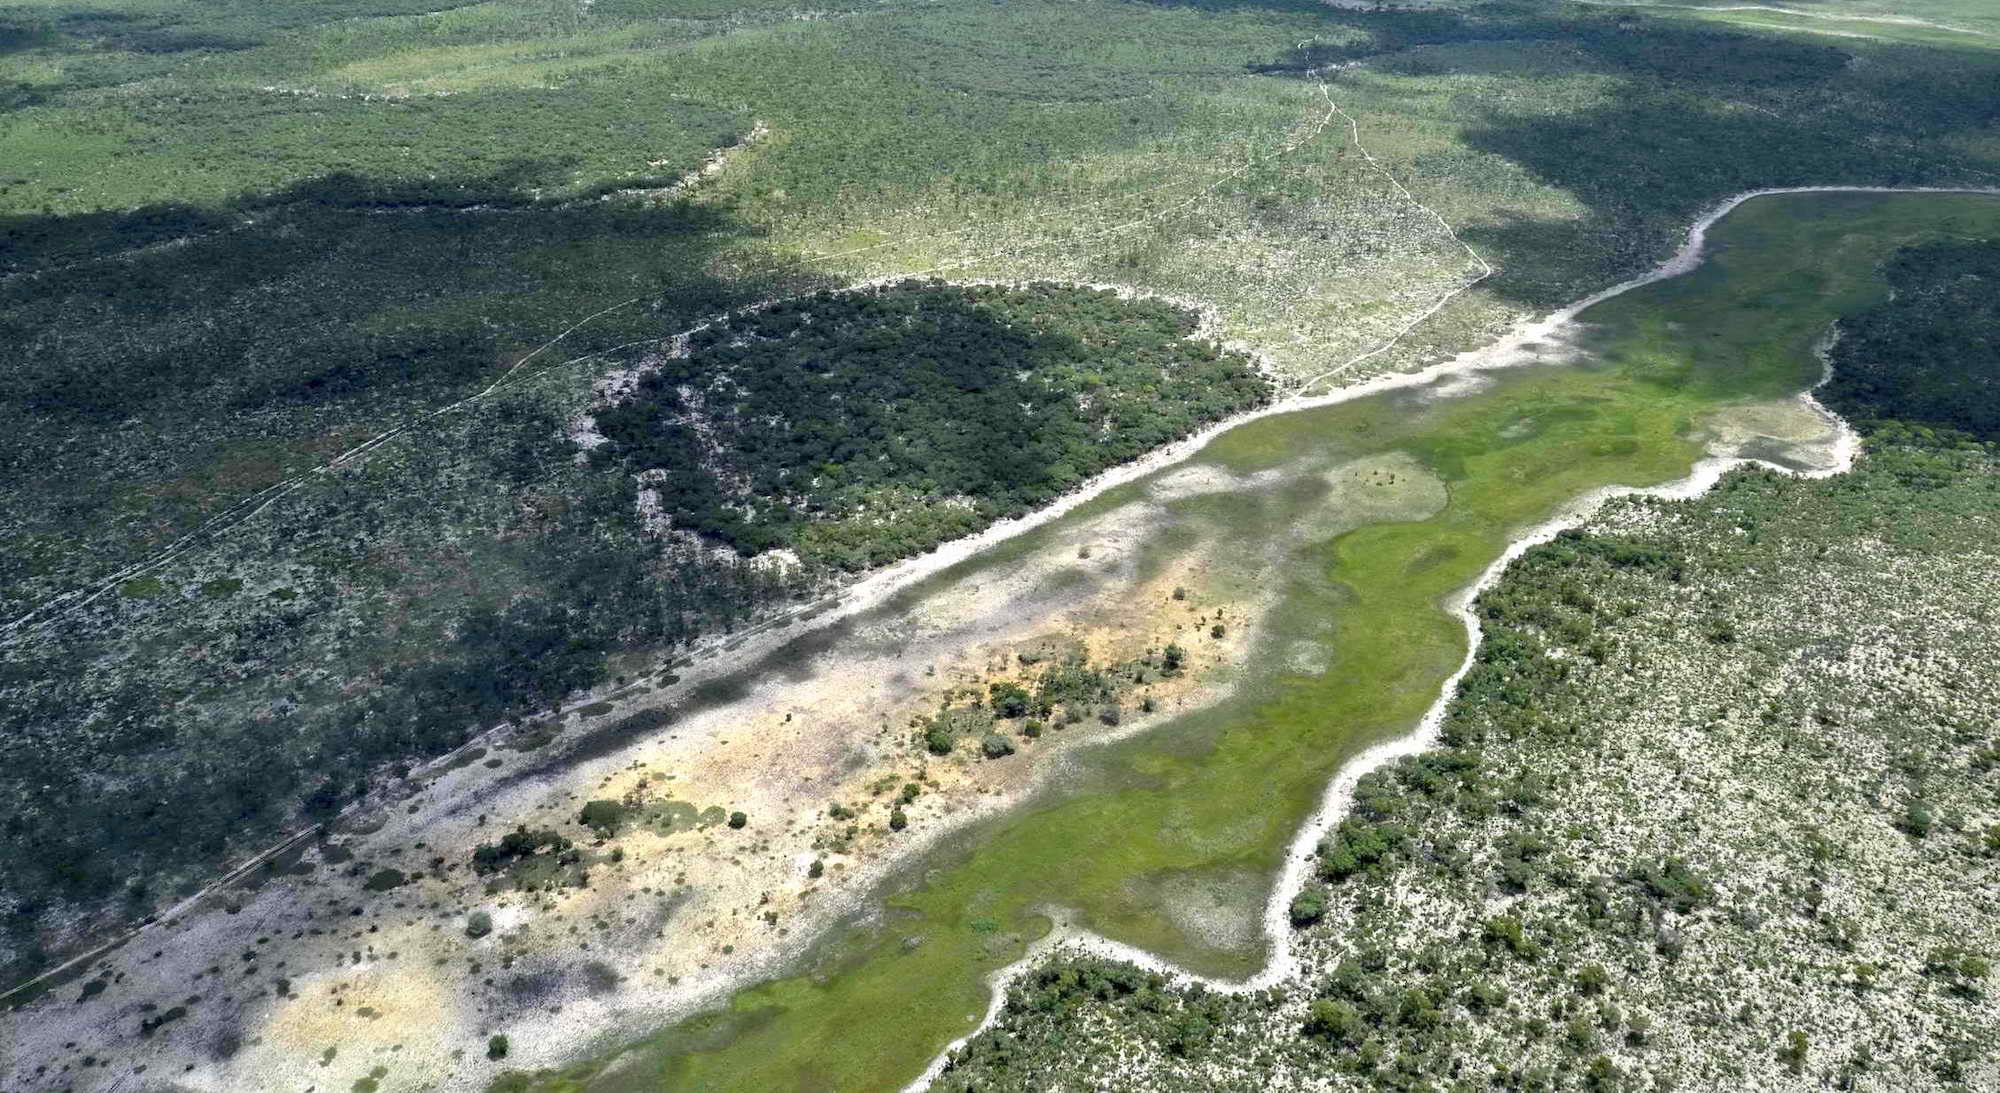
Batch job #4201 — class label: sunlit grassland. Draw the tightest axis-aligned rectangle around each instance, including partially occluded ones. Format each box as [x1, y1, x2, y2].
[1582, 0, 2000, 43]
[493, 190, 2000, 1093]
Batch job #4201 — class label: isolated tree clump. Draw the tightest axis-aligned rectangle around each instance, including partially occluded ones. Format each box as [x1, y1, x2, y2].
[591, 281, 1270, 565]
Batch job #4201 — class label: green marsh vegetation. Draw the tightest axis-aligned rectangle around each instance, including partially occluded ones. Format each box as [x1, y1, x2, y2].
[488, 195, 2000, 1091]
[936, 317, 2000, 1093]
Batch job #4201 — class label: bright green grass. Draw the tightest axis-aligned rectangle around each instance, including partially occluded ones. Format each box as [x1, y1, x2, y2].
[493, 190, 2000, 1093]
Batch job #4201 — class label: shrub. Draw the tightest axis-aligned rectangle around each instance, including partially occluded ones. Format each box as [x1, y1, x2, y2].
[889, 808, 908, 831]
[471, 827, 569, 874]
[579, 799, 628, 838]
[1780, 1030, 1808, 1074]
[924, 724, 954, 755]
[1302, 999, 1364, 1045]
[988, 682, 1033, 719]
[981, 735, 1016, 759]
[465, 911, 493, 939]
[1923, 946, 1991, 999]
[1625, 856, 1713, 913]
[728, 811, 747, 829]
[1577, 963, 1609, 996]
[808, 859, 824, 879]
[1899, 799, 1935, 838]
[487, 1034, 509, 1061]
[1483, 914, 1542, 960]
[1318, 819, 1408, 882]
[1288, 889, 1327, 928]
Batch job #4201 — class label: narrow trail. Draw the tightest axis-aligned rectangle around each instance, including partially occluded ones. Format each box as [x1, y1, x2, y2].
[1292, 80, 1494, 395]
[899, 183, 2000, 1092]
[0, 80, 1342, 647]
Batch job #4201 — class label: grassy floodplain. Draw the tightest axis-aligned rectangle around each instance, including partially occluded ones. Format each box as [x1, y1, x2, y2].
[497, 190, 2000, 1091]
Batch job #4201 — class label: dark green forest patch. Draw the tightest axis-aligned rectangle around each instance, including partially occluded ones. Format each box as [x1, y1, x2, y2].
[591, 281, 1271, 566]
[1822, 239, 2000, 441]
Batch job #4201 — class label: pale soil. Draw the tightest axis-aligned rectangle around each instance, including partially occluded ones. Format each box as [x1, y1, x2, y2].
[3, 433, 1453, 1091]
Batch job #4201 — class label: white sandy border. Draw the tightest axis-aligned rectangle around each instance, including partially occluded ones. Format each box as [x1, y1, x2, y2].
[899, 184, 2000, 1091]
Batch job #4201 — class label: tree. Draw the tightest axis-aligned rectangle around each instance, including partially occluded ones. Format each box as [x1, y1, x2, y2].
[728, 811, 748, 829]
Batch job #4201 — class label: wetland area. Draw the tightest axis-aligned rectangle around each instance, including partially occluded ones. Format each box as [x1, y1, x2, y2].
[4, 191, 1996, 1093]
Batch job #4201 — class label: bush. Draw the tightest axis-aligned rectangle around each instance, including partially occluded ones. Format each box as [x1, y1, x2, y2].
[579, 799, 628, 838]
[1302, 998, 1364, 1046]
[471, 827, 569, 874]
[465, 911, 493, 939]
[1288, 888, 1327, 928]
[1923, 947, 1991, 999]
[728, 811, 748, 829]
[889, 808, 908, 831]
[1318, 819, 1408, 883]
[487, 1034, 509, 1061]
[925, 724, 955, 756]
[981, 735, 1016, 759]
[988, 682, 1033, 719]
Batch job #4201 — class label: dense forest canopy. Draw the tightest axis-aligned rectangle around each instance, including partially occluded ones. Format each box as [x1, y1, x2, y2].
[1822, 240, 2000, 441]
[591, 281, 1271, 567]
